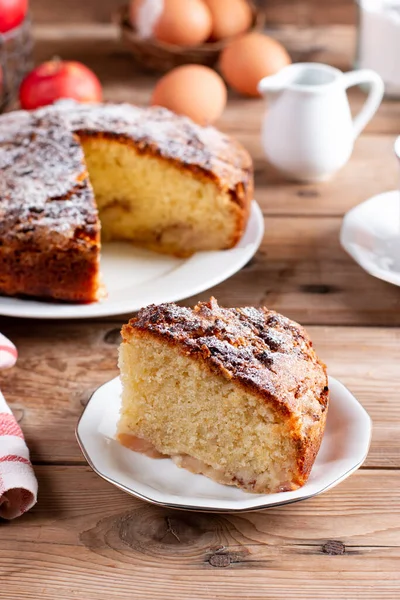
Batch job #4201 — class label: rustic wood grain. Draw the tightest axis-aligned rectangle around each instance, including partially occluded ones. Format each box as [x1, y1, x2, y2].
[177, 214, 400, 326]
[30, 0, 357, 26]
[1, 466, 400, 599]
[0, 322, 398, 467]
[262, 0, 357, 27]
[32, 22, 357, 73]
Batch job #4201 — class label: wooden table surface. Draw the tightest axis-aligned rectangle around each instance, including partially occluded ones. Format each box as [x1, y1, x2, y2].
[2, 3, 400, 598]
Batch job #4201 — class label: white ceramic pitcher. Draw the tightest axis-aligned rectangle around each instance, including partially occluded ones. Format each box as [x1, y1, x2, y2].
[258, 63, 384, 182]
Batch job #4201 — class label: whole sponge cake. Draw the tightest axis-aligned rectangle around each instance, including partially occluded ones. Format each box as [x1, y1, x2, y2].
[0, 101, 253, 303]
[118, 298, 329, 494]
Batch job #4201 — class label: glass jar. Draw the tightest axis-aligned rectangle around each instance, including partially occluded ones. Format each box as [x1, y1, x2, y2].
[0, 15, 33, 113]
[355, 0, 400, 98]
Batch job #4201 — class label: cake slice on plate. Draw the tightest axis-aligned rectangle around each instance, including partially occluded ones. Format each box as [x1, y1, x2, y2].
[117, 298, 329, 494]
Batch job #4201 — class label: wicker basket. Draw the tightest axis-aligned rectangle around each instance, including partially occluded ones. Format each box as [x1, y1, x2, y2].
[115, 3, 266, 73]
[0, 15, 33, 113]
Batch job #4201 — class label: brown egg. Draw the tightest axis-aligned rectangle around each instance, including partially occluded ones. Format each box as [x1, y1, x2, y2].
[130, 0, 212, 47]
[151, 65, 227, 125]
[204, 0, 253, 41]
[220, 32, 291, 97]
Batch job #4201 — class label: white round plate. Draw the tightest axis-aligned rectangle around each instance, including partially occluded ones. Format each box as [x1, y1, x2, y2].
[76, 376, 372, 513]
[340, 190, 400, 287]
[0, 201, 264, 319]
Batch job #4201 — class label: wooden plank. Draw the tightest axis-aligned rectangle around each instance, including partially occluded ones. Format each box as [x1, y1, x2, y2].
[30, 0, 357, 26]
[187, 215, 400, 327]
[0, 322, 398, 466]
[32, 23, 358, 72]
[1, 466, 400, 599]
[263, 0, 357, 27]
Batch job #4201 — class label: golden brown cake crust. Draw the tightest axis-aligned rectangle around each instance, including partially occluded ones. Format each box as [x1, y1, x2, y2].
[39, 101, 253, 205]
[0, 101, 253, 302]
[122, 298, 329, 486]
[0, 109, 100, 302]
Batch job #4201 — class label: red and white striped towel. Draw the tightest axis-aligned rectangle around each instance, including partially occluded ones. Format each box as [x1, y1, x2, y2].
[0, 333, 37, 519]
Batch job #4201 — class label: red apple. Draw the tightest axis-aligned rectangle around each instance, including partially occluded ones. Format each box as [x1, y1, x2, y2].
[0, 0, 28, 34]
[19, 60, 102, 110]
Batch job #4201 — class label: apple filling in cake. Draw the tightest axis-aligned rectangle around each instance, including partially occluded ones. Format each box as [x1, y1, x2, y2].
[117, 298, 329, 494]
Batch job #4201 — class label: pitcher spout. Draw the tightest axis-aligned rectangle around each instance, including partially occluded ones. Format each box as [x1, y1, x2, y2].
[257, 73, 284, 97]
[258, 62, 345, 98]
[258, 71, 289, 97]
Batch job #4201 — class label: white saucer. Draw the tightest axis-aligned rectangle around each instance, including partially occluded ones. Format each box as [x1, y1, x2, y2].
[340, 190, 400, 287]
[76, 376, 371, 513]
[0, 201, 264, 320]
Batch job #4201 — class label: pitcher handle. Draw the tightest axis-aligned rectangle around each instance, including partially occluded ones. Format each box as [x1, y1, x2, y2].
[342, 69, 384, 140]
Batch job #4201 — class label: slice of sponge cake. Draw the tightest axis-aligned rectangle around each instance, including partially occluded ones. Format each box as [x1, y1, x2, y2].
[117, 298, 329, 494]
